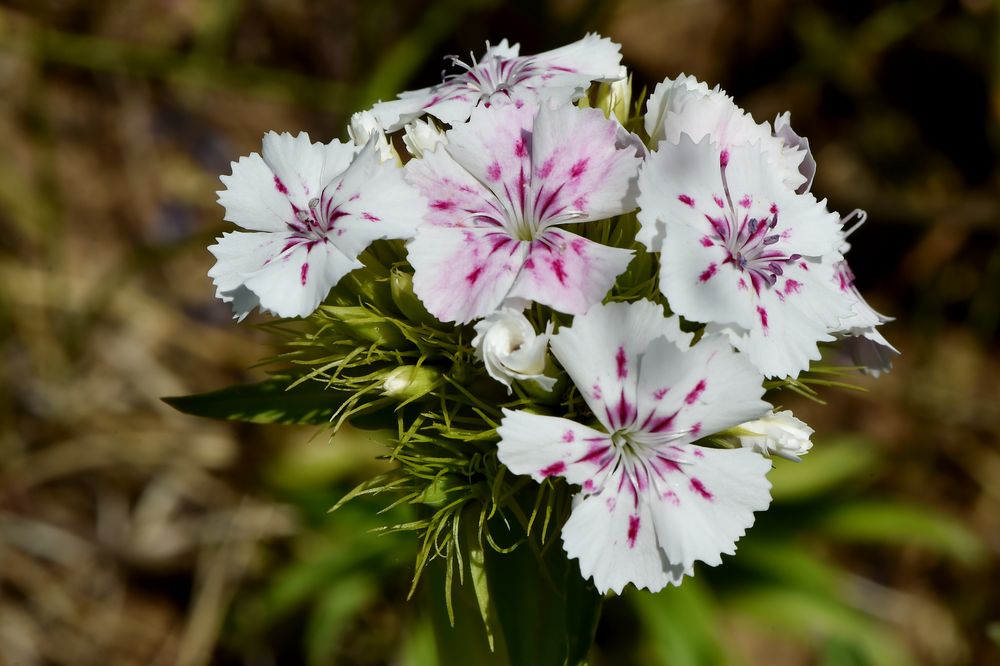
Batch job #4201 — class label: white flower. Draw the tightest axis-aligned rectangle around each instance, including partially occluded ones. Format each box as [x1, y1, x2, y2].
[402, 118, 447, 158]
[348, 110, 395, 163]
[471, 309, 555, 393]
[497, 300, 773, 594]
[208, 132, 426, 319]
[636, 133, 855, 379]
[371, 34, 623, 131]
[644, 75, 809, 191]
[735, 410, 814, 462]
[404, 101, 639, 323]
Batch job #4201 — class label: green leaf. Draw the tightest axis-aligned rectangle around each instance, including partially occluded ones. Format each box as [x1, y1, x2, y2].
[770, 435, 882, 502]
[813, 501, 985, 565]
[162, 378, 349, 425]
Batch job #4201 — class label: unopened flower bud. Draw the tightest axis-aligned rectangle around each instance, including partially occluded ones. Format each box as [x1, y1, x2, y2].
[390, 268, 441, 327]
[735, 410, 814, 462]
[348, 110, 396, 163]
[402, 118, 447, 159]
[593, 66, 632, 124]
[381, 365, 442, 401]
[472, 309, 555, 394]
[323, 305, 408, 349]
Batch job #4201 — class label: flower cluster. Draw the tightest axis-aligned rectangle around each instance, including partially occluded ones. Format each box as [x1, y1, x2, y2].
[206, 35, 896, 596]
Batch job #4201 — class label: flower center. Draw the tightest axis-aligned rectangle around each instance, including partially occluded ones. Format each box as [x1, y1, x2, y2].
[289, 195, 341, 242]
[716, 154, 801, 291]
[445, 51, 537, 100]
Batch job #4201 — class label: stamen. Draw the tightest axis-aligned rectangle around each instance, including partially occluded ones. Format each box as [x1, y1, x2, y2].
[842, 208, 868, 237]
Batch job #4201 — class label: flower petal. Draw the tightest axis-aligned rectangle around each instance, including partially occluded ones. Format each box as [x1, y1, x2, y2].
[240, 241, 361, 318]
[261, 131, 357, 207]
[632, 335, 770, 443]
[323, 140, 426, 256]
[562, 467, 685, 594]
[506, 228, 633, 316]
[647, 445, 771, 571]
[408, 226, 528, 324]
[444, 102, 537, 222]
[549, 300, 671, 431]
[529, 104, 641, 223]
[497, 409, 616, 489]
[404, 141, 501, 229]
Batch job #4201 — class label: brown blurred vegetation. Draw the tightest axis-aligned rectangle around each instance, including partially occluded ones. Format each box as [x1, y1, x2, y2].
[0, 0, 998, 664]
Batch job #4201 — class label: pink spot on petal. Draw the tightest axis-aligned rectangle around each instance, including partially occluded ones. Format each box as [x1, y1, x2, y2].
[299, 262, 309, 285]
[562, 430, 575, 443]
[626, 514, 640, 548]
[540, 461, 566, 478]
[693, 447, 704, 457]
[700, 236, 714, 247]
[691, 423, 702, 437]
[684, 379, 707, 405]
[690, 478, 713, 500]
[615, 346, 628, 380]
[583, 479, 595, 491]
[678, 194, 695, 207]
[487, 161, 502, 180]
[663, 490, 680, 506]
[551, 258, 568, 285]
[514, 138, 527, 157]
[714, 195, 725, 208]
[466, 265, 484, 284]
[431, 199, 455, 210]
[757, 305, 769, 330]
[570, 158, 589, 178]
[784, 279, 801, 295]
[361, 212, 380, 222]
[699, 263, 717, 282]
[274, 175, 289, 195]
[653, 387, 668, 400]
[738, 277, 748, 290]
[538, 157, 555, 179]
[739, 195, 752, 208]
[770, 203, 779, 215]
[592, 384, 602, 400]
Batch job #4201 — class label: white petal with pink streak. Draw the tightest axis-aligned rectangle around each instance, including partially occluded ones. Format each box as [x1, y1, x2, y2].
[497, 409, 615, 490]
[529, 104, 641, 223]
[407, 226, 528, 324]
[506, 228, 633, 316]
[646, 444, 772, 571]
[549, 300, 671, 431]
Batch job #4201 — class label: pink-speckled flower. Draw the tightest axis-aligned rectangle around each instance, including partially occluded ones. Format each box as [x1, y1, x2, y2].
[497, 300, 773, 594]
[371, 34, 622, 132]
[209, 132, 425, 319]
[637, 135, 856, 378]
[404, 101, 640, 324]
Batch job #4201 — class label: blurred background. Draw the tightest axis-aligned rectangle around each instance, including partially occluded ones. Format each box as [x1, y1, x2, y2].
[1, 0, 998, 664]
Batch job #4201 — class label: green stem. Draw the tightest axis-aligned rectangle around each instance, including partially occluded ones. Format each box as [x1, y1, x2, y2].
[426, 502, 603, 666]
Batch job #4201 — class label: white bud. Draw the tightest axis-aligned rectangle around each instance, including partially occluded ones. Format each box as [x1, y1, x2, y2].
[348, 110, 395, 163]
[471, 309, 555, 394]
[736, 410, 814, 462]
[402, 118, 447, 159]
